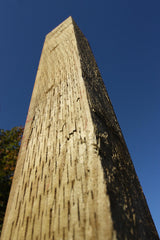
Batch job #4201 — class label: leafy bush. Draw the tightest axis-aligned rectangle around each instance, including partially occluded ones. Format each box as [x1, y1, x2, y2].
[0, 126, 24, 233]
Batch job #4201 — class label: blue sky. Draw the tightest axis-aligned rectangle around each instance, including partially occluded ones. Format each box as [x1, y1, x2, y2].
[0, 0, 160, 235]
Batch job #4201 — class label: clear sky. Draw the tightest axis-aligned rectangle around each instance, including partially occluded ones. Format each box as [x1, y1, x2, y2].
[0, 0, 160, 235]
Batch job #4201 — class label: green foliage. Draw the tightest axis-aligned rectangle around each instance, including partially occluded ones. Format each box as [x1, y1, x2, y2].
[0, 126, 24, 234]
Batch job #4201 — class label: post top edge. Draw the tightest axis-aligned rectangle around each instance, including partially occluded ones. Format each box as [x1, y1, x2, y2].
[45, 16, 75, 41]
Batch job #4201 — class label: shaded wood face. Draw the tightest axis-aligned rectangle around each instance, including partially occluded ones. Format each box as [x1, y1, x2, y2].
[1, 17, 159, 240]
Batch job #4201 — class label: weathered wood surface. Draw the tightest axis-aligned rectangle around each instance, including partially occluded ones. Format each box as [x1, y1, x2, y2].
[1, 17, 159, 240]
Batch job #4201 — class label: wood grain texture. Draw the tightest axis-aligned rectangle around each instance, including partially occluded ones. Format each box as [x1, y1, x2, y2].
[1, 17, 159, 240]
